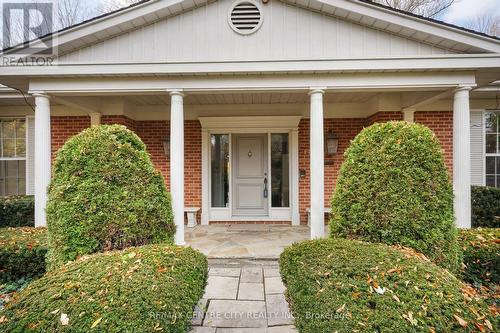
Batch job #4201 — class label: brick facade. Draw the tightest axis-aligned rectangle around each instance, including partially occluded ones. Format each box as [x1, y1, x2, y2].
[50, 111, 453, 225]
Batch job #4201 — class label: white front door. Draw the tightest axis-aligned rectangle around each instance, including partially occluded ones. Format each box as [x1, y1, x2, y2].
[232, 134, 269, 216]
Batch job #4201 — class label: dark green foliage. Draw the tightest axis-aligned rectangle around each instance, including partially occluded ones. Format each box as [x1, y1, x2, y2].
[330, 121, 460, 271]
[0, 196, 34, 227]
[0, 227, 47, 283]
[279, 238, 497, 333]
[1, 244, 208, 333]
[459, 228, 500, 287]
[471, 186, 500, 228]
[46, 125, 175, 268]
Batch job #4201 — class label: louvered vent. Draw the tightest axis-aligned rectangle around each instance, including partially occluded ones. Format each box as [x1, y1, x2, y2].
[229, 2, 262, 35]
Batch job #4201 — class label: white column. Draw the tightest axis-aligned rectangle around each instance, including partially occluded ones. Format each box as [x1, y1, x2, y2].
[170, 90, 185, 245]
[309, 88, 325, 239]
[33, 93, 51, 228]
[453, 86, 473, 229]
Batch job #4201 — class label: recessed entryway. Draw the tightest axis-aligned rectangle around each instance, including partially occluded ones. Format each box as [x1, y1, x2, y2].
[200, 116, 300, 225]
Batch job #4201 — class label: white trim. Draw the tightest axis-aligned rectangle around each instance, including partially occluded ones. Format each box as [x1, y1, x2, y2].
[7, 55, 499, 77]
[484, 109, 500, 187]
[307, 0, 500, 53]
[199, 116, 301, 130]
[27, 72, 477, 94]
[201, 116, 300, 223]
[201, 128, 210, 225]
[5, 0, 499, 66]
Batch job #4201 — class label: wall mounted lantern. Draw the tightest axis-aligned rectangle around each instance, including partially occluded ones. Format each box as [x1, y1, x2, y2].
[163, 138, 170, 158]
[325, 131, 339, 155]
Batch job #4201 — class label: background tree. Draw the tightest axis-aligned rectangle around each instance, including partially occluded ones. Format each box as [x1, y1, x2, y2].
[465, 12, 500, 37]
[373, 0, 456, 18]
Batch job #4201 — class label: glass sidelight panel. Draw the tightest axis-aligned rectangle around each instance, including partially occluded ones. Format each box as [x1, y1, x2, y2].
[271, 133, 290, 207]
[211, 134, 229, 207]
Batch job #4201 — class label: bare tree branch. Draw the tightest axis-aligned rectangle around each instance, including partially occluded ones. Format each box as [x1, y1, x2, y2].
[465, 12, 500, 37]
[374, 0, 456, 18]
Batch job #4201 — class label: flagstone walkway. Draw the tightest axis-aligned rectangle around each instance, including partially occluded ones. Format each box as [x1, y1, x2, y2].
[189, 259, 297, 333]
[185, 225, 309, 259]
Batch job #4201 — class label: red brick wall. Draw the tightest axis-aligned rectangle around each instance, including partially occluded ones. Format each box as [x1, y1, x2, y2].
[50, 112, 452, 225]
[51, 116, 90, 158]
[298, 118, 365, 225]
[414, 111, 453, 174]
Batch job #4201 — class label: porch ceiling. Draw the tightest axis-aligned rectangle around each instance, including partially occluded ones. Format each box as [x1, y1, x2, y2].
[125, 91, 378, 106]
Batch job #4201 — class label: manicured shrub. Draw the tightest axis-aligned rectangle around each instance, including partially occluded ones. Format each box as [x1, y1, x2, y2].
[46, 125, 175, 268]
[330, 121, 460, 271]
[1, 244, 208, 333]
[280, 238, 496, 333]
[471, 186, 500, 228]
[459, 228, 500, 287]
[0, 227, 47, 282]
[0, 195, 34, 227]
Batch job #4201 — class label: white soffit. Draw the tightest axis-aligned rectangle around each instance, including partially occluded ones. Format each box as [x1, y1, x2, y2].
[282, 0, 500, 54]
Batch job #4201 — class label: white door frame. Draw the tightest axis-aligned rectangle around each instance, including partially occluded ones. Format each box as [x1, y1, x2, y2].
[200, 116, 301, 225]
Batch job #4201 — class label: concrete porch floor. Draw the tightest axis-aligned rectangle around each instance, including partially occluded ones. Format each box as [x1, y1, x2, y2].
[185, 225, 310, 259]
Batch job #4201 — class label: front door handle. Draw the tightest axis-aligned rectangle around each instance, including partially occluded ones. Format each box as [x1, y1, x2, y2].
[263, 174, 268, 198]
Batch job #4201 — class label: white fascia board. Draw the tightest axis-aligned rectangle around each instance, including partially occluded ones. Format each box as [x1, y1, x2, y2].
[7, 0, 203, 55]
[314, 0, 500, 53]
[28, 72, 476, 94]
[1, 54, 499, 77]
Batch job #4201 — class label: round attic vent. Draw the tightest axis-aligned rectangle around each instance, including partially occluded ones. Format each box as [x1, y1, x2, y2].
[228, 1, 263, 35]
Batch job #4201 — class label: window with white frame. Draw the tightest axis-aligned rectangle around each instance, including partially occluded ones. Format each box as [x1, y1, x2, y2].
[0, 118, 26, 196]
[485, 111, 500, 188]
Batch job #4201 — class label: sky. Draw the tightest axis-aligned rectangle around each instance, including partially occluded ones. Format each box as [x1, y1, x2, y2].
[442, 0, 500, 26]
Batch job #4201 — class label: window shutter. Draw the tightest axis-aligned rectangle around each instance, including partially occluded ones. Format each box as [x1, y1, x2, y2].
[26, 116, 35, 195]
[470, 111, 484, 186]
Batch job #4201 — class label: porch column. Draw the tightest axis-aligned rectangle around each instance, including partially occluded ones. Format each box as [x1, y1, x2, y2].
[453, 86, 473, 229]
[309, 88, 325, 239]
[170, 90, 185, 245]
[33, 93, 51, 228]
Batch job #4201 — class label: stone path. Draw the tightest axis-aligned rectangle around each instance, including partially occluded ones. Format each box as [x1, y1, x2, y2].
[185, 225, 309, 259]
[189, 259, 297, 333]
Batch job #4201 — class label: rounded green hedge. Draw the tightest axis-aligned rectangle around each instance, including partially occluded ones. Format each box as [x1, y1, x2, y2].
[0, 195, 34, 228]
[46, 125, 174, 268]
[0, 227, 47, 282]
[280, 238, 497, 333]
[330, 121, 460, 271]
[459, 228, 500, 287]
[0, 244, 208, 333]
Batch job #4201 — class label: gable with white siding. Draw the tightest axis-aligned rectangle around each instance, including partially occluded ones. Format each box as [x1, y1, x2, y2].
[57, 0, 457, 64]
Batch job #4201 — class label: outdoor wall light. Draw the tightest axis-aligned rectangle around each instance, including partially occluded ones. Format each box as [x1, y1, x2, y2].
[163, 138, 170, 158]
[325, 131, 339, 155]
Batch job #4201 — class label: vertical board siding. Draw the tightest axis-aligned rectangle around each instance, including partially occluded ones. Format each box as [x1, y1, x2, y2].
[470, 111, 484, 186]
[58, 0, 453, 64]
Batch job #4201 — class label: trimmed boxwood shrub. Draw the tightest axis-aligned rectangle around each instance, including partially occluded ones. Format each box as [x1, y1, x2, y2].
[0, 244, 208, 333]
[280, 238, 497, 333]
[330, 121, 460, 271]
[472, 186, 500, 228]
[459, 228, 500, 287]
[0, 195, 34, 227]
[0, 227, 47, 282]
[46, 125, 175, 268]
